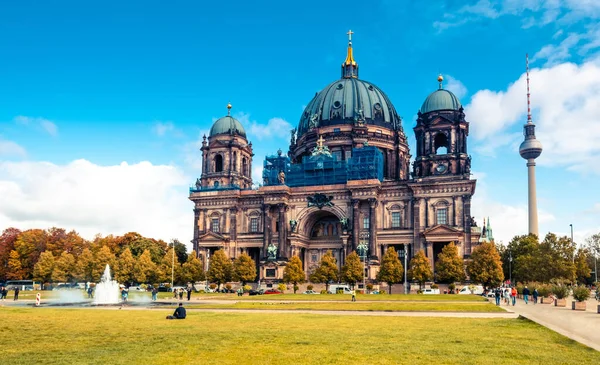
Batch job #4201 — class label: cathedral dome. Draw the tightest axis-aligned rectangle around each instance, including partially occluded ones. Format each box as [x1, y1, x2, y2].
[209, 103, 246, 138]
[420, 76, 462, 114]
[297, 78, 402, 137]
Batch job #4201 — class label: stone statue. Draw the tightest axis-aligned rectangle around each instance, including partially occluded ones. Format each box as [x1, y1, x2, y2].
[267, 243, 277, 261]
[340, 217, 349, 231]
[289, 219, 297, 233]
[290, 128, 296, 145]
[357, 242, 368, 259]
[309, 114, 319, 130]
[278, 170, 285, 184]
[195, 178, 201, 189]
[469, 216, 477, 227]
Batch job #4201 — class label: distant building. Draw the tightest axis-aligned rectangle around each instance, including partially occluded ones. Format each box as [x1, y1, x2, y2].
[480, 218, 494, 243]
[189, 32, 482, 284]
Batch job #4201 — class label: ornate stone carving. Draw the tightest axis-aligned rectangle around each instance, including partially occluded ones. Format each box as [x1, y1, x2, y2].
[307, 193, 334, 209]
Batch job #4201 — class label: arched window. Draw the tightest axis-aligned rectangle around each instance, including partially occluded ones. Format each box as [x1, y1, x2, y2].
[242, 157, 248, 177]
[215, 154, 223, 172]
[434, 133, 448, 155]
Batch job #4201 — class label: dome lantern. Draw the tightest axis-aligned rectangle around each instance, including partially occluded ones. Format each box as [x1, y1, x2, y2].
[341, 30, 359, 79]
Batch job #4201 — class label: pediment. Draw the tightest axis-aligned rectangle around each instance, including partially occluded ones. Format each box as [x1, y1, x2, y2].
[422, 225, 463, 240]
[429, 115, 455, 126]
[198, 231, 226, 242]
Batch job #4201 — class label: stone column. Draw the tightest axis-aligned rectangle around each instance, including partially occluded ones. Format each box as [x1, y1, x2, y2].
[229, 207, 237, 241]
[413, 198, 421, 253]
[203, 209, 208, 233]
[463, 195, 472, 256]
[222, 209, 229, 235]
[452, 196, 457, 226]
[277, 203, 287, 259]
[352, 199, 360, 251]
[262, 204, 270, 257]
[193, 208, 200, 253]
[424, 198, 429, 228]
[368, 198, 377, 260]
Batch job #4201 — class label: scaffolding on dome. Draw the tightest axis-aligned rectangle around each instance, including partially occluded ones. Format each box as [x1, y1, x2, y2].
[262, 146, 383, 187]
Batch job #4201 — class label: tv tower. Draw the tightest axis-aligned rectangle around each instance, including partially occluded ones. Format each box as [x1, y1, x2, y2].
[519, 54, 543, 237]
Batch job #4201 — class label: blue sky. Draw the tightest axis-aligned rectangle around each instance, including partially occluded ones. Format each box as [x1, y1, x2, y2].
[1, 0, 599, 248]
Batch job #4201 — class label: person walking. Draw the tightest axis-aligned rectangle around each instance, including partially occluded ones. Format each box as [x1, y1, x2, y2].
[87, 286, 93, 299]
[532, 288, 539, 304]
[186, 285, 192, 301]
[1, 286, 7, 301]
[510, 287, 517, 306]
[152, 287, 158, 301]
[522, 286, 530, 304]
[494, 287, 501, 306]
[178, 288, 184, 301]
[503, 288, 510, 305]
[14, 287, 20, 301]
[351, 289, 356, 302]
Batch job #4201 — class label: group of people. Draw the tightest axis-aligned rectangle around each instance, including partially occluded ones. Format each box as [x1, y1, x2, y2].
[172, 286, 193, 301]
[493, 286, 538, 306]
[0, 286, 18, 301]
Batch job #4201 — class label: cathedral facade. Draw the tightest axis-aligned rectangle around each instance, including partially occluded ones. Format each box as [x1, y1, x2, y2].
[189, 33, 481, 285]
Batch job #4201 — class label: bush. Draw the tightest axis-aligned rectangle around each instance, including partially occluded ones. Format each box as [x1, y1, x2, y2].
[140, 284, 148, 291]
[320, 290, 328, 294]
[209, 283, 217, 290]
[551, 284, 569, 299]
[537, 284, 551, 297]
[307, 284, 314, 291]
[278, 283, 287, 292]
[198, 290, 206, 294]
[572, 286, 590, 302]
[243, 285, 251, 292]
[417, 290, 423, 294]
[225, 283, 232, 291]
[293, 285, 299, 292]
[448, 283, 456, 291]
[431, 284, 439, 289]
[379, 289, 386, 294]
[516, 283, 524, 295]
[366, 284, 374, 292]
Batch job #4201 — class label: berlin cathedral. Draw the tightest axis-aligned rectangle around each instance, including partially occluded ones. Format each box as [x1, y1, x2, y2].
[189, 32, 483, 285]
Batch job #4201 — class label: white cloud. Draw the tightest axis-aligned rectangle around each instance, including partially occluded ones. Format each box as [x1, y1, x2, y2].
[532, 33, 582, 66]
[466, 58, 600, 173]
[152, 121, 175, 137]
[234, 112, 293, 141]
[252, 162, 264, 187]
[14, 116, 58, 136]
[0, 159, 193, 247]
[445, 75, 468, 99]
[182, 130, 209, 171]
[0, 137, 27, 158]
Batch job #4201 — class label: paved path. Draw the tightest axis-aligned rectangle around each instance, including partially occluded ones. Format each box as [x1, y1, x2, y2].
[490, 297, 600, 351]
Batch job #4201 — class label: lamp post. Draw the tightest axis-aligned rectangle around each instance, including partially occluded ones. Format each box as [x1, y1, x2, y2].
[570, 224, 574, 263]
[171, 240, 175, 290]
[508, 250, 512, 285]
[399, 245, 408, 295]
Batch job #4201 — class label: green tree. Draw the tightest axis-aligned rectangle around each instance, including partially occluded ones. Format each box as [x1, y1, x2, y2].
[52, 251, 76, 283]
[159, 248, 183, 284]
[93, 245, 116, 280]
[503, 234, 539, 283]
[115, 248, 136, 284]
[467, 242, 504, 289]
[377, 247, 403, 295]
[575, 248, 591, 284]
[181, 251, 205, 283]
[0, 228, 21, 281]
[232, 253, 256, 285]
[206, 249, 232, 289]
[134, 249, 158, 284]
[33, 251, 55, 284]
[341, 251, 363, 288]
[13, 229, 48, 279]
[75, 248, 96, 282]
[172, 239, 188, 264]
[283, 255, 305, 293]
[408, 250, 432, 289]
[435, 242, 465, 283]
[6, 250, 24, 279]
[586, 233, 600, 283]
[309, 250, 338, 292]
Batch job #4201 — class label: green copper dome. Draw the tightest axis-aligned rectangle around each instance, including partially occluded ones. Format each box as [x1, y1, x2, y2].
[209, 114, 246, 138]
[420, 89, 462, 114]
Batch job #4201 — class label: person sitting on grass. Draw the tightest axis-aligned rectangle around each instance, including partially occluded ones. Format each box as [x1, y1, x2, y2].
[166, 303, 187, 320]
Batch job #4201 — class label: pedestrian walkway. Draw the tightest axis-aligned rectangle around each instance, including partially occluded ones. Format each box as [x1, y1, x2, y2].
[497, 296, 600, 351]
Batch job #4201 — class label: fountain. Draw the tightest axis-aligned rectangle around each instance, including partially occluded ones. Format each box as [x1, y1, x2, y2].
[94, 264, 120, 305]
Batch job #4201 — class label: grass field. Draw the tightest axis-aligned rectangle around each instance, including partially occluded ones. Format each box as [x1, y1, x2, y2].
[1, 308, 598, 365]
[169, 301, 505, 312]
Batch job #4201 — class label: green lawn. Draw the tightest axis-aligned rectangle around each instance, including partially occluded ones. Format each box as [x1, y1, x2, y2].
[159, 292, 489, 302]
[0, 308, 598, 365]
[171, 301, 504, 312]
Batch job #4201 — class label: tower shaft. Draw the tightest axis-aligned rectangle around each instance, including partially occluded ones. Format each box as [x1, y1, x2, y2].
[527, 159, 539, 236]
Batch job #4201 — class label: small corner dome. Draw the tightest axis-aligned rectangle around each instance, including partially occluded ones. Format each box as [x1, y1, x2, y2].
[420, 89, 462, 114]
[209, 115, 246, 138]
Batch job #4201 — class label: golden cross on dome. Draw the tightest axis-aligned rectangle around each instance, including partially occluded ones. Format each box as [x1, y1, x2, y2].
[347, 29, 354, 42]
[316, 135, 325, 149]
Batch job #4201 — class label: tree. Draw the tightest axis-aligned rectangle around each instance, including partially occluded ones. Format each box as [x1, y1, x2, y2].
[172, 239, 188, 264]
[575, 248, 591, 284]
[283, 255, 305, 293]
[377, 247, 403, 294]
[0, 228, 21, 280]
[309, 250, 338, 292]
[52, 251, 76, 283]
[6, 250, 24, 279]
[134, 249, 158, 284]
[585, 233, 600, 283]
[182, 251, 205, 284]
[115, 248, 136, 284]
[408, 250, 432, 289]
[13, 229, 48, 278]
[206, 249, 232, 289]
[158, 248, 183, 284]
[33, 251, 55, 284]
[341, 251, 363, 288]
[232, 253, 256, 285]
[435, 242, 465, 283]
[93, 245, 116, 280]
[75, 248, 96, 282]
[467, 242, 504, 289]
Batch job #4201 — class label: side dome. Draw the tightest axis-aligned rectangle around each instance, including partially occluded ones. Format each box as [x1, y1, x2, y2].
[420, 89, 462, 114]
[297, 78, 402, 137]
[209, 103, 246, 138]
